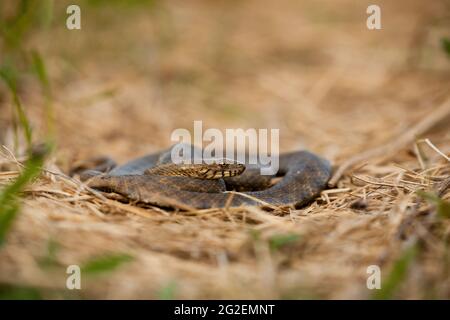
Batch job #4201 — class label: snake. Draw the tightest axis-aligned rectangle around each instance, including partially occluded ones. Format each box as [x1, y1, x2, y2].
[73, 144, 332, 209]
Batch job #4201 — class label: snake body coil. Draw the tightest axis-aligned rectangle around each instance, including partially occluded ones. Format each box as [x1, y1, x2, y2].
[79, 145, 332, 209]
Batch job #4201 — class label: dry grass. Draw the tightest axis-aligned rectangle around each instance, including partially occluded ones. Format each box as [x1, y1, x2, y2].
[0, 0, 449, 299]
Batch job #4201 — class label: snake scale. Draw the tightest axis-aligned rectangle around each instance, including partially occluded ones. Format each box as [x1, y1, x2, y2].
[75, 144, 332, 209]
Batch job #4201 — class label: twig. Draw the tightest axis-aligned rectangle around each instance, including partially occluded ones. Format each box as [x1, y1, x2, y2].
[352, 175, 416, 192]
[224, 191, 278, 210]
[2, 144, 108, 201]
[329, 98, 450, 187]
[417, 138, 450, 162]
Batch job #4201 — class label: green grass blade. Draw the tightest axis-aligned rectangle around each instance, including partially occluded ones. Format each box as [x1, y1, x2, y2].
[417, 190, 450, 219]
[38, 0, 54, 28]
[81, 253, 134, 275]
[1, 0, 39, 49]
[31, 50, 55, 140]
[0, 205, 20, 247]
[157, 281, 177, 300]
[0, 146, 46, 205]
[372, 244, 418, 300]
[0, 145, 48, 246]
[441, 38, 450, 58]
[31, 50, 50, 93]
[0, 64, 18, 93]
[0, 284, 42, 300]
[269, 233, 300, 251]
[0, 64, 33, 149]
[38, 239, 60, 268]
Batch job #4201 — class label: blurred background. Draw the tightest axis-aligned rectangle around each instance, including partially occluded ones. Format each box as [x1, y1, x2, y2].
[1, 0, 448, 164]
[0, 0, 449, 299]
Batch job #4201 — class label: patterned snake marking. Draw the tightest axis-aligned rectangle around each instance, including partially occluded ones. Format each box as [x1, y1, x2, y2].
[75, 144, 332, 209]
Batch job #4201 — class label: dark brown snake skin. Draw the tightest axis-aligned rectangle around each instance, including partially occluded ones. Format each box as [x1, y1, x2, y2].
[78, 145, 332, 209]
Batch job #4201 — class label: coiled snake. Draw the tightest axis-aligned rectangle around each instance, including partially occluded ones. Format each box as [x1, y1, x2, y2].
[74, 144, 332, 209]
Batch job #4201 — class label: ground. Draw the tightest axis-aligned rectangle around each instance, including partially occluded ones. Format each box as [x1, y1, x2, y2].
[0, 0, 449, 299]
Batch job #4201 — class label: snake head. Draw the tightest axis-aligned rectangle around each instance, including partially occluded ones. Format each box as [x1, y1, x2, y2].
[196, 162, 245, 179]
